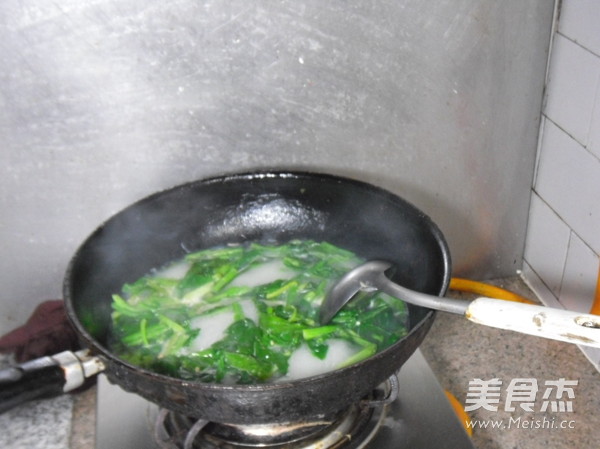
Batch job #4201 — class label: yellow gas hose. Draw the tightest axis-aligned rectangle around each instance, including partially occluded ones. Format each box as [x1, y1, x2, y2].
[590, 267, 600, 315]
[590, 266, 600, 316]
[445, 269, 600, 436]
[449, 277, 536, 304]
[444, 390, 473, 436]
[443, 277, 536, 436]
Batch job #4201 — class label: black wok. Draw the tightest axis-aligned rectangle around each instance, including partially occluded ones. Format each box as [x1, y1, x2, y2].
[7, 171, 452, 423]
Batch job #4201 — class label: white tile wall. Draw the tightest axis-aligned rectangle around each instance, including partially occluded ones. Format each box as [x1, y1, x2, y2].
[559, 0, 600, 56]
[525, 3, 600, 303]
[560, 232, 599, 313]
[590, 91, 600, 159]
[522, 0, 600, 368]
[543, 34, 600, 145]
[523, 192, 571, 295]
[534, 119, 600, 253]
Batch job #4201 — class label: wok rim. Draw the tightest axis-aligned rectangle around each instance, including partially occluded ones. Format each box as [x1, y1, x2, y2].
[63, 169, 450, 393]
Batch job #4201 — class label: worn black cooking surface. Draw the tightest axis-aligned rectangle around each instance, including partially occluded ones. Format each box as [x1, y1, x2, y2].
[65, 171, 450, 423]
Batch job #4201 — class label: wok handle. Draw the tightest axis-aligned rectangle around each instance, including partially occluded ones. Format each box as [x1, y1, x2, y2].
[0, 349, 105, 414]
[465, 297, 600, 348]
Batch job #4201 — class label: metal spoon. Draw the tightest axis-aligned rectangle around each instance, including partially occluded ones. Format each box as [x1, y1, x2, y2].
[321, 260, 600, 348]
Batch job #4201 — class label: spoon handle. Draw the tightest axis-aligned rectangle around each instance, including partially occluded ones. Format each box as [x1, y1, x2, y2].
[376, 273, 472, 315]
[465, 297, 600, 348]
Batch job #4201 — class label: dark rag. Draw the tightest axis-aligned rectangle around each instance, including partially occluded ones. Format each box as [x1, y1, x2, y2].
[0, 300, 80, 363]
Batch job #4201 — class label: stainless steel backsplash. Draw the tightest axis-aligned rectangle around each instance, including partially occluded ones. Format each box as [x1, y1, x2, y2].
[0, 0, 555, 332]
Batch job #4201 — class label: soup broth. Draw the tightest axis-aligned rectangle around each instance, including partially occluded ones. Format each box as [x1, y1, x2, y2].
[109, 240, 409, 384]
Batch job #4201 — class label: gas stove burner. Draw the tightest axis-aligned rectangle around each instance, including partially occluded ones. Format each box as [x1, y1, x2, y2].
[153, 376, 398, 449]
[96, 351, 476, 449]
[155, 403, 382, 449]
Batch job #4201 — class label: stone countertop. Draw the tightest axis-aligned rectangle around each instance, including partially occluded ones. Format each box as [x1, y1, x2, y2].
[419, 277, 600, 449]
[0, 354, 75, 449]
[0, 393, 74, 449]
[5, 277, 600, 448]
